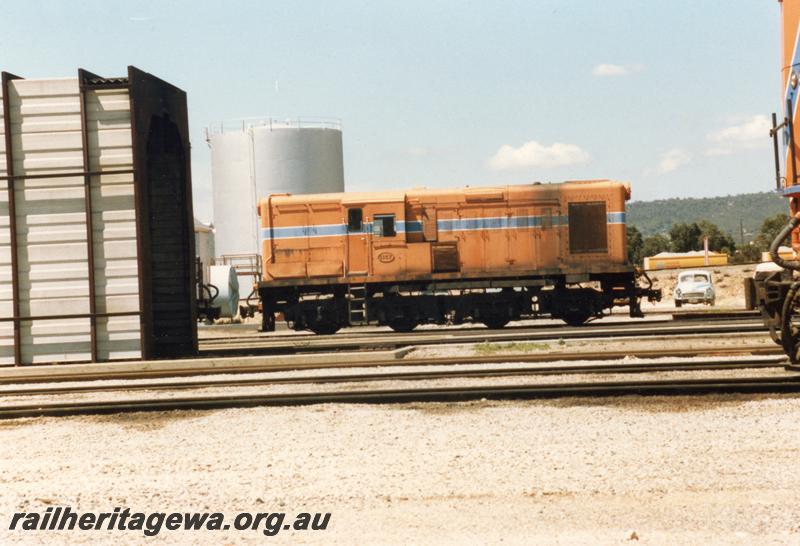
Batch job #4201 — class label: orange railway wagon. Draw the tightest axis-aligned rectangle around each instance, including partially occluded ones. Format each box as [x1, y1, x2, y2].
[256, 180, 660, 334]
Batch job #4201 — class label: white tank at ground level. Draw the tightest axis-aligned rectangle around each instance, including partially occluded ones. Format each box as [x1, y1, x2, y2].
[207, 118, 344, 258]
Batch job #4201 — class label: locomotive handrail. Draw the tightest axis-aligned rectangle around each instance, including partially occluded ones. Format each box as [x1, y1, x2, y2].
[788, 98, 798, 187]
[771, 112, 788, 191]
[770, 99, 800, 191]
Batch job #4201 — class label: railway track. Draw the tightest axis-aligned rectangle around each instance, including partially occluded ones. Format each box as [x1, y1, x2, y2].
[0, 344, 782, 385]
[199, 313, 762, 345]
[671, 310, 760, 321]
[3, 374, 800, 419]
[198, 320, 769, 355]
[0, 356, 786, 399]
[197, 317, 675, 343]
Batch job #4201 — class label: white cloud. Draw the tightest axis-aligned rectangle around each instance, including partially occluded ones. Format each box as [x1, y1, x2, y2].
[703, 115, 770, 157]
[406, 147, 431, 157]
[592, 64, 627, 76]
[707, 115, 770, 144]
[591, 63, 645, 77]
[488, 140, 589, 170]
[656, 148, 691, 174]
[702, 115, 771, 158]
[704, 147, 733, 157]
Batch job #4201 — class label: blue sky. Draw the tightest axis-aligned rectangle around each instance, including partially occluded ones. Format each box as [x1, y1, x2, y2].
[1, 0, 782, 222]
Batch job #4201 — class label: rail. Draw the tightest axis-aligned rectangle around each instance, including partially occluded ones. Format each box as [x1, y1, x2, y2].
[0, 356, 785, 398]
[197, 321, 770, 356]
[0, 344, 782, 386]
[3, 375, 800, 419]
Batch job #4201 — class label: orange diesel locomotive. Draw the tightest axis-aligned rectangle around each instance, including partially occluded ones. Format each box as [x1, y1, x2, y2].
[256, 179, 660, 333]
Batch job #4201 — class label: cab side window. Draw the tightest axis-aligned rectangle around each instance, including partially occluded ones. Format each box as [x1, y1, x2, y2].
[348, 208, 363, 232]
[374, 214, 396, 237]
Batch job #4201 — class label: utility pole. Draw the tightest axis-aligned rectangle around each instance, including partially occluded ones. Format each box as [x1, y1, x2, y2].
[740, 218, 745, 247]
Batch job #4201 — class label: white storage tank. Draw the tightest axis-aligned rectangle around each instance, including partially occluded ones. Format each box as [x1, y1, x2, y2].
[207, 118, 344, 257]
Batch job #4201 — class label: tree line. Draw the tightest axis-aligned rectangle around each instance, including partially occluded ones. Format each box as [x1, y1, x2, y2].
[626, 192, 787, 241]
[626, 213, 790, 265]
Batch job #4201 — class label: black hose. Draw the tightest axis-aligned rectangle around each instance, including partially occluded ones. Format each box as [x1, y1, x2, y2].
[781, 281, 800, 363]
[636, 267, 653, 290]
[246, 287, 258, 307]
[769, 214, 800, 270]
[203, 283, 219, 304]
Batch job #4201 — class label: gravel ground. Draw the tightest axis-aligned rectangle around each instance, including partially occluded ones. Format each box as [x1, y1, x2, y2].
[3, 308, 791, 544]
[1, 394, 799, 544]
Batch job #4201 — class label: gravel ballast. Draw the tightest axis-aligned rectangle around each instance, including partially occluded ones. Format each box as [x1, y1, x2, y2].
[1, 394, 800, 544]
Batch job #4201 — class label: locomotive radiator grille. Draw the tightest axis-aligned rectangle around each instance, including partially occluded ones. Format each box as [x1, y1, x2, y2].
[568, 201, 608, 254]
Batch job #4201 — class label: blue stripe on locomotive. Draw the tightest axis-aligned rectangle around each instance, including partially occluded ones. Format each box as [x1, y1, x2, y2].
[260, 213, 625, 240]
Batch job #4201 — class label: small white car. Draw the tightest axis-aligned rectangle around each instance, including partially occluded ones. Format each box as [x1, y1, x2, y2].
[674, 270, 715, 307]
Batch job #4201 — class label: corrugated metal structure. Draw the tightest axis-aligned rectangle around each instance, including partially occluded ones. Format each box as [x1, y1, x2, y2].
[0, 66, 197, 365]
[207, 118, 345, 258]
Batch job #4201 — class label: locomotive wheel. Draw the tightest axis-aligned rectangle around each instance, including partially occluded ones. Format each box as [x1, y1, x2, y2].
[387, 319, 418, 333]
[482, 317, 509, 329]
[780, 282, 800, 363]
[562, 311, 591, 327]
[308, 322, 340, 335]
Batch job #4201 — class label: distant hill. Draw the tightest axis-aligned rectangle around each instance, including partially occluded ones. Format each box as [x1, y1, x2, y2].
[627, 192, 787, 243]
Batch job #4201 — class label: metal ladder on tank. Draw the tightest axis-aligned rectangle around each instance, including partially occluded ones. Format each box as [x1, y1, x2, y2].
[347, 284, 369, 326]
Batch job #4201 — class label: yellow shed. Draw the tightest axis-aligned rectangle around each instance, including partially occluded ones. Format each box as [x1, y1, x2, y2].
[644, 251, 728, 271]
